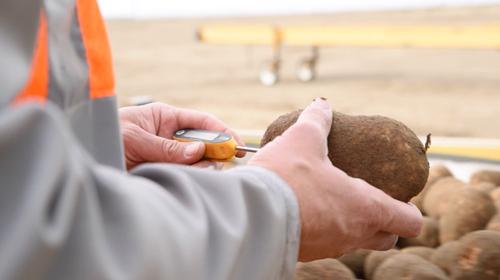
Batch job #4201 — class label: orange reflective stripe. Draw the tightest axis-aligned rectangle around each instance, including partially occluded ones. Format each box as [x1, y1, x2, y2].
[13, 11, 49, 105]
[76, 0, 115, 99]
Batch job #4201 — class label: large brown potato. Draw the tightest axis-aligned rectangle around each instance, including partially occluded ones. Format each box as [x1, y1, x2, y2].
[261, 110, 429, 202]
[439, 188, 496, 243]
[294, 259, 356, 280]
[373, 253, 448, 280]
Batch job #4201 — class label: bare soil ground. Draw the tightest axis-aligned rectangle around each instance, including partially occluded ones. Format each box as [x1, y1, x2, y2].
[107, 5, 500, 138]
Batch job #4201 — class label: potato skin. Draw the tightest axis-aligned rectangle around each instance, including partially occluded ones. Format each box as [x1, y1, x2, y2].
[430, 241, 462, 274]
[447, 230, 500, 280]
[261, 110, 429, 202]
[439, 188, 496, 243]
[491, 188, 500, 201]
[429, 165, 454, 179]
[468, 182, 496, 194]
[337, 249, 370, 279]
[411, 165, 453, 213]
[373, 253, 449, 280]
[401, 246, 436, 261]
[490, 188, 500, 211]
[423, 177, 466, 219]
[486, 213, 500, 232]
[470, 170, 500, 185]
[399, 216, 440, 248]
[294, 259, 356, 280]
[363, 249, 400, 280]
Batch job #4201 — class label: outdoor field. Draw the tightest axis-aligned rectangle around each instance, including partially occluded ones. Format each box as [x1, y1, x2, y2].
[108, 5, 500, 139]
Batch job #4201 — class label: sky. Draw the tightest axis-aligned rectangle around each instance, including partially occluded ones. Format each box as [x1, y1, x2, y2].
[97, 0, 500, 19]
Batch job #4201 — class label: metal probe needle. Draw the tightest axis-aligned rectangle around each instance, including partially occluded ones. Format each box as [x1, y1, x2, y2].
[236, 146, 260, 153]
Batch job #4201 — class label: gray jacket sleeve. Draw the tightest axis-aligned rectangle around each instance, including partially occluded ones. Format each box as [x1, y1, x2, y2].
[0, 104, 300, 280]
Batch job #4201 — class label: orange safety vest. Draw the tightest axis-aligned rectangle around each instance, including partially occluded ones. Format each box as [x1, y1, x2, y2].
[14, 0, 115, 105]
[9, 0, 125, 170]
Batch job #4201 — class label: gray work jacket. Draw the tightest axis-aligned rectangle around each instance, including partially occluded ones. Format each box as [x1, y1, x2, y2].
[0, 0, 300, 279]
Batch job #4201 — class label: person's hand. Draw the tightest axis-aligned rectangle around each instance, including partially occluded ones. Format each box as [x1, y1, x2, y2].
[119, 103, 245, 170]
[248, 98, 422, 261]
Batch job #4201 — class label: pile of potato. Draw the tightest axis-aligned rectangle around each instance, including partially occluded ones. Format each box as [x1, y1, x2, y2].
[294, 167, 500, 280]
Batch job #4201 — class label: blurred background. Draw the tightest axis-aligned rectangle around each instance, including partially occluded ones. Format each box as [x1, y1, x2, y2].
[99, 0, 500, 171]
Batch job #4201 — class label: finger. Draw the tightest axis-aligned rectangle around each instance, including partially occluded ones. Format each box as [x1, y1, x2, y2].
[352, 178, 423, 238]
[360, 232, 398, 251]
[174, 108, 231, 135]
[379, 198, 423, 238]
[192, 160, 224, 170]
[280, 98, 332, 157]
[142, 133, 206, 164]
[296, 97, 332, 140]
[171, 108, 247, 157]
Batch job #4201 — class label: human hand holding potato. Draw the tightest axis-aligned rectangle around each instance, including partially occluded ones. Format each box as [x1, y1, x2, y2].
[249, 98, 422, 261]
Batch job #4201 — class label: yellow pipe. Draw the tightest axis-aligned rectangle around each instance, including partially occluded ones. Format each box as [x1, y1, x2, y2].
[428, 146, 500, 162]
[197, 24, 500, 49]
[197, 25, 280, 45]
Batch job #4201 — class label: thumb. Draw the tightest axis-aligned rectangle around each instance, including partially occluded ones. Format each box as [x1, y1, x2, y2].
[281, 98, 332, 158]
[152, 136, 206, 164]
[296, 97, 332, 139]
[249, 98, 331, 168]
[273, 98, 332, 159]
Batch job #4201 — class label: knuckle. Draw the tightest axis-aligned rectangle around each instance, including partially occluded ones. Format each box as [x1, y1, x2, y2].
[149, 101, 164, 108]
[292, 158, 314, 174]
[162, 140, 180, 159]
[146, 102, 162, 113]
[121, 124, 141, 141]
[150, 102, 173, 117]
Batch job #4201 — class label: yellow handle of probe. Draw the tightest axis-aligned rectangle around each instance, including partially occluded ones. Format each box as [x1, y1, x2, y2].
[173, 136, 238, 161]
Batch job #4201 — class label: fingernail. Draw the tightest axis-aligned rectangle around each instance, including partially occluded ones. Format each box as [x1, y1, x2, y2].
[312, 97, 330, 109]
[184, 142, 203, 158]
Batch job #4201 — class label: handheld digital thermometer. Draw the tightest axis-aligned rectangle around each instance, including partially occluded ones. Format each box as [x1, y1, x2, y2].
[173, 129, 259, 160]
